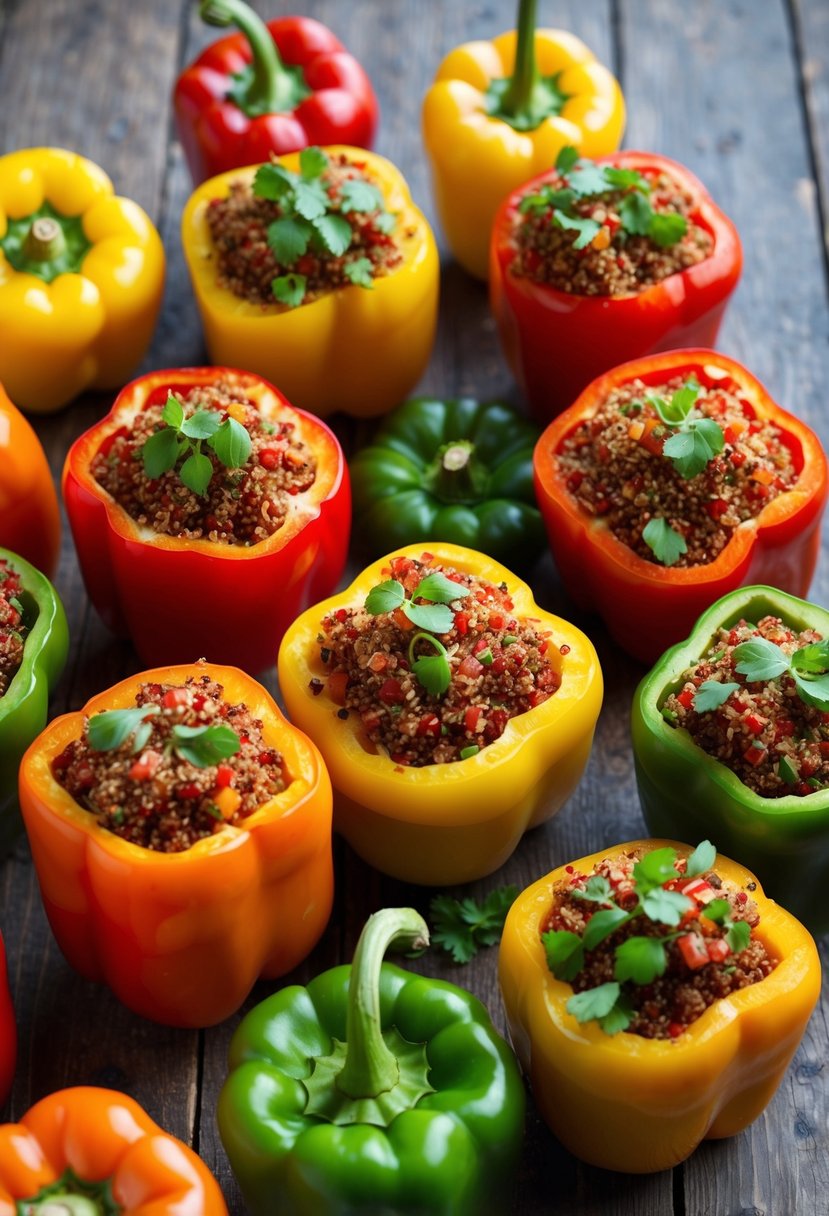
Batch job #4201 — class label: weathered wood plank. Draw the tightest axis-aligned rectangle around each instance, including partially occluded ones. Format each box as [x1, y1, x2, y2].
[793, 0, 829, 262]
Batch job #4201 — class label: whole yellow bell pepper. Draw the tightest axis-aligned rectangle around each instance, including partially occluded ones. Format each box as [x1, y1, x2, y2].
[182, 146, 438, 418]
[0, 148, 164, 413]
[278, 542, 602, 884]
[499, 839, 821, 1173]
[422, 0, 624, 280]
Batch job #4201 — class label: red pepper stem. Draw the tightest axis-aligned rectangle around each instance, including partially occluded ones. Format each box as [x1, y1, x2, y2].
[336, 908, 430, 1100]
[24, 216, 66, 262]
[199, 0, 296, 114]
[500, 0, 540, 118]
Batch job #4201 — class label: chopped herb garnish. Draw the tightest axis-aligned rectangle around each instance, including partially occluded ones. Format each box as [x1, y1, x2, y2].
[635, 378, 726, 479]
[141, 392, 252, 497]
[642, 516, 688, 567]
[733, 635, 829, 712]
[693, 680, 740, 713]
[430, 885, 518, 963]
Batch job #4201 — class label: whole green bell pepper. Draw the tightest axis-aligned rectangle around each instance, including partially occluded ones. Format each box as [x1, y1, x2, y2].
[632, 584, 829, 934]
[0, 548, 67, 852]
[350, 397, 545, 568]
[218, 907, 525, 1215]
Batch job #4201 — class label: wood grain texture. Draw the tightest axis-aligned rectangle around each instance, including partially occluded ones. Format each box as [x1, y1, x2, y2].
[793, 0, 829, 262]
[0, 0, 827, 1213]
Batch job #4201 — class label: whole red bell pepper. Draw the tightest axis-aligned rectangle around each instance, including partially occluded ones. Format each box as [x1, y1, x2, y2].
[174, 0, 378, 185]
[533, 350, 828, 663]
[62, 366, 349, 674]
[490, 150, 742, 420]
[0, 933, 14, 1108]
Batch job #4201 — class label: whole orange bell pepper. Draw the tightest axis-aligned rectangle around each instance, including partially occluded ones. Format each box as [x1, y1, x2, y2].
[0, 1086, 227, 1216]
[18, 661, 333, 1027]
[0, 383, 60, 576]
[499, 838, 821, 1173]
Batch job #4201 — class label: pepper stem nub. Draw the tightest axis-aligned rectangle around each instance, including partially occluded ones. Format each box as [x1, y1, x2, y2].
[500, 0, 540, 117]
[199, 0, 307, 116]
[24, 216, 66, 262]
[424, 440, 490, 504]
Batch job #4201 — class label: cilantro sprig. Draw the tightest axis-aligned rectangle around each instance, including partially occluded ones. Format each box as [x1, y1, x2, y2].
[642, 516, 687, 567]
[253, 147, 395, 308]
[732, 635, 829, 712]
[141, 393, 252, 498]
[541, 841, 750, 1035]
[430, 886, 518, 964]
[644, 379, 726, 479]
[519, 145, 688, 251]
[365, 572, 470, 697]
[87, 706, 239, 768]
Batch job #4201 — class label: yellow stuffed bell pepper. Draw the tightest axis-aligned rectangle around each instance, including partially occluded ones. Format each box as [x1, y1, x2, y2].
[278, 542, 602, 884]
[181, 145, 438, 418]
[499, 839, 821, 1173]
[422, 0, 624, 279]
[0, 148, 164, 413]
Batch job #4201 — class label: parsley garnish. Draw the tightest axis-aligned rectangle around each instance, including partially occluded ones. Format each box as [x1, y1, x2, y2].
[642, 516, 687, 566]
[643, 379, 725, 479]
[693, 680, 740, 713]
[430, 886, 518, 963]
[88, 705, 160, 754]
[87, 706, 239, 768]
[141, 392, 252, 498]
[732, 635, 829, 712]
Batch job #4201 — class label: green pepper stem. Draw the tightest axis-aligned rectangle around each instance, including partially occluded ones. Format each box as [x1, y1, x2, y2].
[500, 0, 540, 118]
[336, 908, 430, 1100]
[25, 1196, 102, 1216]
[423, 440, 490, 504]
[23, 216, 66, 262]
[199, 0, 297, 113]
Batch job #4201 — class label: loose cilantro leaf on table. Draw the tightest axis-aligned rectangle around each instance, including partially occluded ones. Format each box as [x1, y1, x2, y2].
[430, 886, 519, 963]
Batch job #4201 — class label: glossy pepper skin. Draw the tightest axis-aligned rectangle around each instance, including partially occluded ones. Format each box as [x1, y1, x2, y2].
[0, 148, 164, 413]
[533, 350, 827, 664]
[18, 661, 333, 1027]
[422, 0, 624, 280]
[62, 366, 349, 674]
[219, 908, 525, 1215]
[182, 147, 438, 418]
[175, 0, 378, 186]
[350, 396, 545, 569]
[491, 152, 742, 419]
[278, 542, 602, 885]
[0, 384, 60, 576]
[0, 933, 15, 1109]
[633, 586, 829, 935]
[0, 549, 67, 854]
[499, 839, 821, 1173]
[0, 1087, 227, 1216]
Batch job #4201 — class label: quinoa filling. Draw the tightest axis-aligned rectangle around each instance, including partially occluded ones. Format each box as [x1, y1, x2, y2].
[542, 847, 775, 1039]
[556, 374, 796, 568]
[513, 168, 712, 297]
[315, 554, 562, 766]
[52, 675, 285, 852]
[662, 615, 829, 797]
[91, 380, 316, 544]
[206, 153, 402, 307]
[0, 559, 26, 697]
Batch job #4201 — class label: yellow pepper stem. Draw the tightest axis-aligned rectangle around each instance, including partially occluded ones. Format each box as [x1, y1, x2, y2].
[486, 0, 569, 132]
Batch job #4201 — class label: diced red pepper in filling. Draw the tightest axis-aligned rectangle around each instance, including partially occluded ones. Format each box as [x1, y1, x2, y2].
[677, 689, 694, 710]
[743, 743, 767, 766]
[457, 655, 484, 679]
[378, 678, 405, 706]
[677, 932, 710, 970]
[465, 706, 482, 734]
[706, 938, 731, 963]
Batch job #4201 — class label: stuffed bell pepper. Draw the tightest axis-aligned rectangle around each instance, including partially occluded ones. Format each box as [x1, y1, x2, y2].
[422, 0, 624, 279]
[0, 549, 67, 853]
[278, 543, 602, 885]
[0, 147, 164, 413]
[18, 661, 333, 1027]
[533, 350, 827, 663]
[350, 395, 545, 568]
[175, 0, 378, 185]
[181, 145, 438, 417]
[219, 907, 524, 1215]
[491, 147, 742, 419]
[0, 383, 60, 576]
[0, 1087, 227, 1215]
[499, 838, 821, 1173]
[63, 366, 349, 673]
[633, 585, 829, 934]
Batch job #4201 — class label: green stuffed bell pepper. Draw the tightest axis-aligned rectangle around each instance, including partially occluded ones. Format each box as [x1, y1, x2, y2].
[0, 547, 67, 850]
[218, 907, 525, 1216]
[350, 397, 545, 568]
[632, 584, 829, 934]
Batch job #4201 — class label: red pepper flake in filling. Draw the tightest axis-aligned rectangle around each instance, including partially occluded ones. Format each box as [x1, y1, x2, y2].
[663, 615, 829, 797]
[319, 555, 561, 766]
[91, 380, 316, 544]
[556, 375, 796, 568]
[0, 559, 26, 697]
[51, 675, 285, 853]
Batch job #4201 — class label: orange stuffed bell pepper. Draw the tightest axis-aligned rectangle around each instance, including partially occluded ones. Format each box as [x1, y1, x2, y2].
[422, 0, 624, 280]
[63, 366, 349, 673]
[0, 1087, 227, 1216]
[0, 383, 60, 576]
[499, 838, 821, 1173]
[278, 542, 602, 885]
[181, 145, 438, 417]
[18, 661, 333, 1027]
[0, 148, 164, 413]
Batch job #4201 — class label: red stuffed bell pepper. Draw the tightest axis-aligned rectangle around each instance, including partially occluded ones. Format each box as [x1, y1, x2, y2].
[491, 149, 742, 420]
[63, 366, 349, 674]
[533, 350, 828, 663]
[175, 0, 378, 185]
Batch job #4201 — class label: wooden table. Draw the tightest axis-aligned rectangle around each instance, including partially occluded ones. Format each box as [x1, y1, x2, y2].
[1, 0, 828, 1211]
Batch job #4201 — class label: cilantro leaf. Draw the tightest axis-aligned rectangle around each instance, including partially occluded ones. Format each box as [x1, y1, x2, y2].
[791, 670, 829, 712]
[685, 840, 716, 878]
[415, 572, 467, 605]
[142, 427, 180, 479]
[614, 936, 667, 985]
[87, 705, 160, 752]
[181, 409, 221, 441]
[340, 179, 385, 213]
[209, 417, 251, 469]
[642, 517, 687, 566]
[604, 167, 649, 191]
[312, 213, 352, 257]
[374, 211, 397, 235]
[640, 887, 693, 927]
[293, 178, 328, 221]
[662, 418, 724, 478]
[704, 898, 731, 924]
[253, 162, 297, 201]
[179, 450, 214, 497]
[633, 847, 679, 893]
[365, 579, 405, 616]
[267, 216, 311, 265]
[299, 146, 328, 179]
[404, 601, 454, 633]
[552, 208, 600, 250]
[430, 886, 518, 963]
[162, 392, 184, 429]
[567, 161, 612, 197]
[648, 381, 699, 426]
[343, 257, 374, 288]
[567, 981, 621, 1022]
[726, 919, 751, 954]
[693, 681, 740, 712]
[272, 273, 306, 308]
[649, 212, 687, 247]
[582, 906, 630, 950]
[791, 639, 829, 674]
[733, 637, 790, 682]
[555, 145, 579, 174]
[619, 191, 652, 236]
[542, 929, 585, 981]
[412, 653, 451, 696]
[599, 997, 633, 1035]
[171, 723, 240, 768]
[572, 874, 613, 904]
